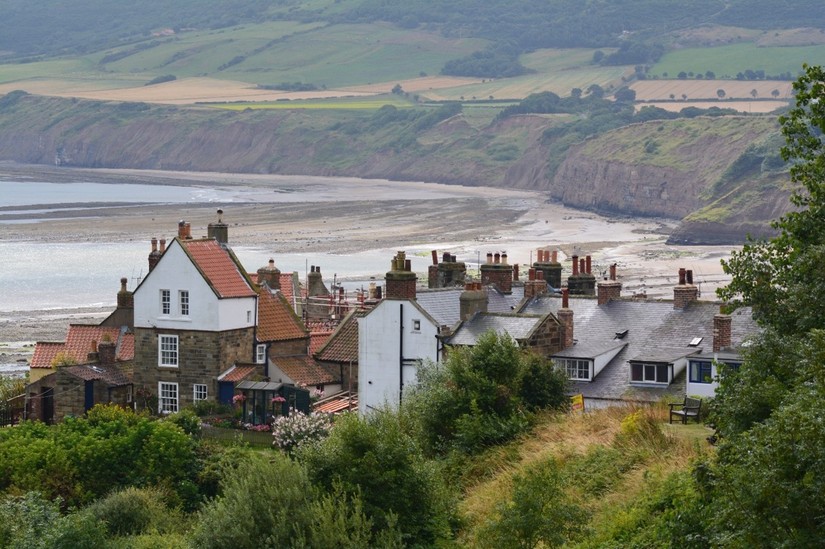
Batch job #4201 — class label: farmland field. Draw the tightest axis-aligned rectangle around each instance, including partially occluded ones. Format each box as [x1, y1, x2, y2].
[631, 80, 793, 101]
[651, 43, 825, 78]
[637, 100, 788, 114]
[207, 96, 415, 110]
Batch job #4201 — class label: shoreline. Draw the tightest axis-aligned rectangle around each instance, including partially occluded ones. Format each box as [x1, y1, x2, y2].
[1, 164, 739, 368]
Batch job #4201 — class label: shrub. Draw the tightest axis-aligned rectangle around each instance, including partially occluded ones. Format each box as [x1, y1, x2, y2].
[86, 486, 182, 537]
[0, 492, 106, 549]
[165, 408, 201, 436]
[271, 411, 334, 454]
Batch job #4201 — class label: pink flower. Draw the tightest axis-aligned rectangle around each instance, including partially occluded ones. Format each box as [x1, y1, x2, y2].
[271, 395, 286, 403]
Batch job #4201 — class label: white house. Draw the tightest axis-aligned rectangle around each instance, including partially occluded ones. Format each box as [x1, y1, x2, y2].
[357, 297, 441, 414]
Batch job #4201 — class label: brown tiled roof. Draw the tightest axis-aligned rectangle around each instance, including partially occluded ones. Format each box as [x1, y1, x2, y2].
[314, 310, 367, 363]
[31, 342, 65, 369]
[272, 355, 336, 386]
[182, 239, 256, 299]
[309, 331, 334, 356]
[257, 290, 307, 342]
[64, 364, 131, 386]
[279, 273, 297, 309]
[314, 392, 358, 414]
[218, 365, 257, 382]
[31, 325, 131, 369]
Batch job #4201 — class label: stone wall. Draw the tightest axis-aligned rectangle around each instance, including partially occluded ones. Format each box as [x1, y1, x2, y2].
[134, 326, 254, 408]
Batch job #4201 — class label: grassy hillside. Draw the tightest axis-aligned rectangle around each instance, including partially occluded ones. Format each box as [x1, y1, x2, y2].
[651, 43, 825, 79]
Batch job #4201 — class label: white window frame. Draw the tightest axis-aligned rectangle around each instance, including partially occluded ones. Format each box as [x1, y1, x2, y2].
[158, 335, 179, 367]
[160, 289, 171, 315]
[558, 358, 591, 381]
[193, 383, 208, 401]
[179, 290, 189, 316]
[256, 344, 267, 364]
[158, 382, 179, 414]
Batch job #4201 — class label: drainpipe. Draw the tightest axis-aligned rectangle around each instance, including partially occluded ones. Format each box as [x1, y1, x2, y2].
[399, 303, 404, 404]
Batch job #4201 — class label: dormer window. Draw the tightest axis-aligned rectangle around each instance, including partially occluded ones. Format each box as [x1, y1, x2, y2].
[631, 362, 669, 384]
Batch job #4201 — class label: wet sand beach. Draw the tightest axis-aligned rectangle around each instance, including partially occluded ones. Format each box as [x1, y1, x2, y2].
[0, 164, 738, 367]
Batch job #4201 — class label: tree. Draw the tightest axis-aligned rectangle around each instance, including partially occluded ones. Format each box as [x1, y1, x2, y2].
[716, 88, 726, 99]
[614, 87, 636, 102]
[771, 88, 780, 98]
[705, 70, 716, 79]
[391, 83, 403, 95]
[751, 88, 758, 99]
[681, 93, 688, 101]
[586, 84, 604, 98]
[570, 87, 582, 99]
[669, 93, 675, 100]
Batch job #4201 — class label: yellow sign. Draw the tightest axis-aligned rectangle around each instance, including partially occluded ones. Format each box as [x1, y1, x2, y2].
[570, 393, 585, 413]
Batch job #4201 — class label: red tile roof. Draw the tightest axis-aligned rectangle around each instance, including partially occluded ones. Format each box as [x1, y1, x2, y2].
[314, 392, 358, 414]
[218, 365, 257, 382]
[314, 310, 367, 363]
[257, 290, 307, 342]
[279, 273, 297, 309]
[272, 355, 336, 386]
[182, 239, 256, 299]
[31, 325, 133, 369]
[309, 330, 334, 356]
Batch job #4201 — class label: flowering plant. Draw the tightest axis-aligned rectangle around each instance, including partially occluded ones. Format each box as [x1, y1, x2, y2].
[271, 395, 286, 403]
[242, 423, 271, 432]
[271, 412, 333, 454]
[231, 394, 246, 404]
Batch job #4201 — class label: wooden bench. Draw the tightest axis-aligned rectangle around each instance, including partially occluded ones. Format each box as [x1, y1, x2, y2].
[669, 397, 702, 424]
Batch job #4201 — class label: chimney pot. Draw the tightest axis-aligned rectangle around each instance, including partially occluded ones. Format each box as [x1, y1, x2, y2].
[120, 277, 127, 291]
[610, 263, 617, 281]
[551, 250, 558, 263]
[586, 255, 592, 274]
[432, 250, 439, 265]
[151, 238, 157, 252]
[579, 258, 585, 274]
[487, 252, 493, 264]
[405, 259, 411, 271]
[572, 255, 579, 275]
[536, 269, 544, 280]
[494, 253, 500, 264]
[529, 268, 536, 281]
[513, 263, 519, 281]
[501, 252, 508, 265]
[686, 269, 694, 285]
[159, 239, 166, 252]
[562, 287, 569, 308]
[679, 268, 687, 285]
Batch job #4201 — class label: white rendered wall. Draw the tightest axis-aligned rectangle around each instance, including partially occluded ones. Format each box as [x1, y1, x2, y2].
[358, 299, 438, 414]
[134, 240, 255, 332]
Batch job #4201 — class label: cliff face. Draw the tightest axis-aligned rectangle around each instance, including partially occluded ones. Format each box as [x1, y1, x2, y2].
[0, 94, 791, 243]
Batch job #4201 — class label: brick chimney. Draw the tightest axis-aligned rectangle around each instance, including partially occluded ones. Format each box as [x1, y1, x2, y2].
[673, 267, 699, 309]
[713, 309, 732, 352]
[117, 277, 133, 309]
[385, 251, 417, 300]
[177, 220, 192, 240]
[257, 259, 281, 291]
[207, 208, 228, 245]
[597, 263, 622, 305]
[460, 282, 488, 320]
[534, 248, 562, 289]
[568, 254, 596, 296]
[480, 251, 513, 294]
[558, 287, 574, 349]
[428, 250, 466, 289]
[524, 268, 547, 299]
[97, 340, 117, 366]
[148, 238, 160, 272]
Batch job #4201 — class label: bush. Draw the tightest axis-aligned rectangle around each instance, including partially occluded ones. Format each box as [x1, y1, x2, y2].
[0, 492, 106, 549]
[165, 408, 201, 436]
[86, 486, 182, 537]
[477, 458, 588, 548]
[271, 411, 334, 454]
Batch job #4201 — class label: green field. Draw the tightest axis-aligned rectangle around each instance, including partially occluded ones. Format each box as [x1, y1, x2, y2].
[651, 43, 825, 78]
[96, 21, 486, 88]
[207, 95, 415, 110]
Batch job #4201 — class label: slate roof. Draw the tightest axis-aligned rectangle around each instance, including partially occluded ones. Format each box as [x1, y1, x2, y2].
[63, 364, 131, 387]
[31, 325, 134, 369]
[257, 290, 307, 342]
[181, 239, 256, 299]
[272, 355, 337, 386]
[446, 313, 549, 346]
[314, 309, 367, 363]
[519, 295, 759, 403]
[416, 285, 525, 328]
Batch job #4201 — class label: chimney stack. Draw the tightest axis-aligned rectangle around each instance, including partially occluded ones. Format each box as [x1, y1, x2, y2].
[257, 259, 281, 291]
[208, 209, 229, 244]
[534, 248, 562, 288]
[713, 309, 732, 352]
[558, 287, 574, 349]
[178, 220, 191, 240]
[480, 250, 513, 294]
[117, 277, 134, 309]
[460, 282, 488, 320]
[97, 340, 117, 367]
[385, 251, 417, 300]
[597, 263, 622, 305]
[568, 253, 596, 296]
[673, 267, 700, 309]
[148, 237, 162, 272]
